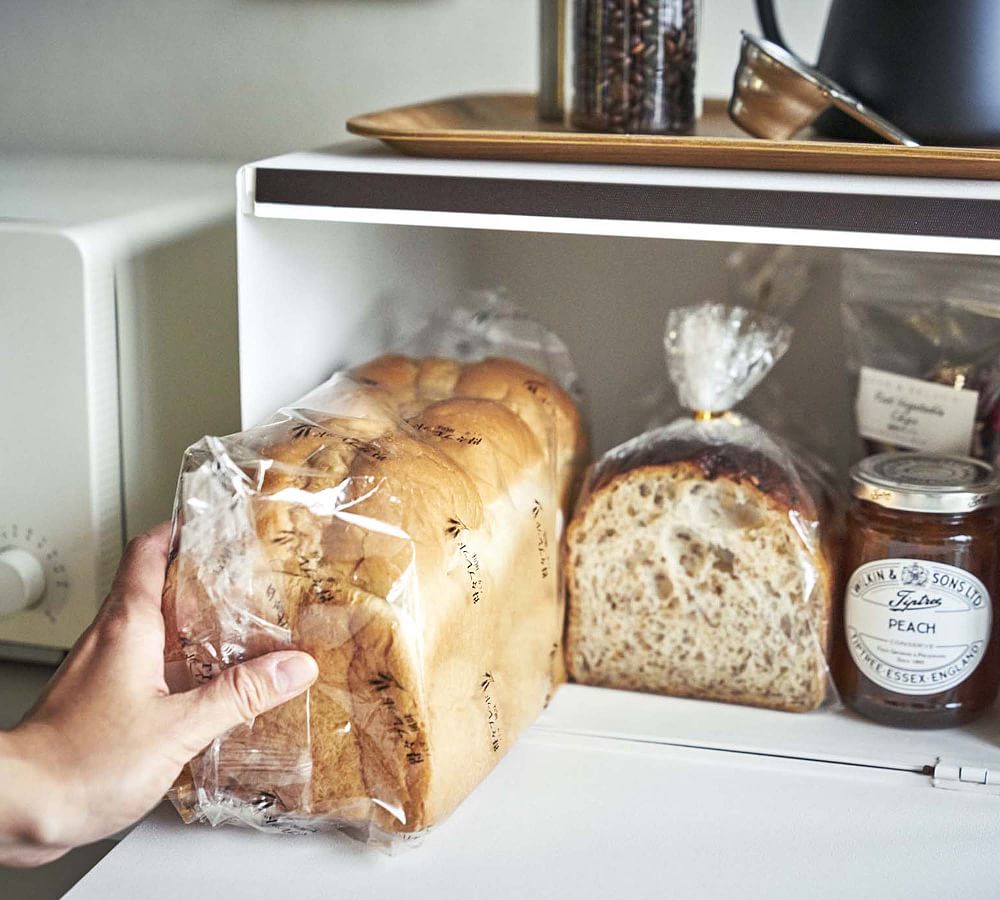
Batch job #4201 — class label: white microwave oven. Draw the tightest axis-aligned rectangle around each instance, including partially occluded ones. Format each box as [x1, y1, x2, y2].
[0, 156, 240, 662]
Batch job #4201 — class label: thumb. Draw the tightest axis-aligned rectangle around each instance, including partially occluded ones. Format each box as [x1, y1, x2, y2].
[176, 650, 318, 754]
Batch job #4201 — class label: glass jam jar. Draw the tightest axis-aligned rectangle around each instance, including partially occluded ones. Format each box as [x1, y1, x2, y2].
[835, 452, 1000, 728]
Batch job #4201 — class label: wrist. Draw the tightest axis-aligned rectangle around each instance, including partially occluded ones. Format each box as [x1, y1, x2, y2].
[0, 724, 74, 856]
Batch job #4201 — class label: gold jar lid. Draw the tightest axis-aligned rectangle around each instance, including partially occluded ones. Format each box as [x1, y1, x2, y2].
[851, 452, 1000, 514]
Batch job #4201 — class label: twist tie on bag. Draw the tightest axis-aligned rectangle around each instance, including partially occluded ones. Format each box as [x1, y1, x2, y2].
[691, 410, 744, 424]
[665, 303, 793, 416]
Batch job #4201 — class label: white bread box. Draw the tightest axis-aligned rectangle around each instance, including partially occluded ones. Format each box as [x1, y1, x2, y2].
[69, 147, 1000, 898]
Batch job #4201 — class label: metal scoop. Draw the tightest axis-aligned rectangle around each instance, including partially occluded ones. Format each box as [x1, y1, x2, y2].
[728, 32, 918, 146]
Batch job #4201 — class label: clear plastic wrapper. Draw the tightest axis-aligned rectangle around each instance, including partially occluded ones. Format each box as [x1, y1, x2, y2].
[627, 246, 823, 445]
[725, 244, 819, 322]
[842, 251, 1000, 463]
[565, 303, 838, 713]
[163, 295, 588, 850]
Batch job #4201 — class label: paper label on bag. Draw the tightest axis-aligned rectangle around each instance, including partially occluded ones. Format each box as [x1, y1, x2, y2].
[855, 366, 977, 454]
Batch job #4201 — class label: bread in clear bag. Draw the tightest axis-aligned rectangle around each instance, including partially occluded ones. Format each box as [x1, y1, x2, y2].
[565, 304, 837, 713]
[163, 298, 588, 849]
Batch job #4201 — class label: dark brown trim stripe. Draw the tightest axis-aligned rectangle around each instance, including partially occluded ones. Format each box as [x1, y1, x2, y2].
[254, 168, 1000, 241]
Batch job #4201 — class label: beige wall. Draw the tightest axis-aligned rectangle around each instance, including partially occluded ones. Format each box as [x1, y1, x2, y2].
[1, 0, 830, 161]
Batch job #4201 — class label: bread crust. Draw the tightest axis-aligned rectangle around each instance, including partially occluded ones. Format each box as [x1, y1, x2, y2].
[566, 439, 834, 714]
[586, 437, 815, 520]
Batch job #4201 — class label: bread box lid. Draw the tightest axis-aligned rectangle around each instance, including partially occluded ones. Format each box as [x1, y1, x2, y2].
[537, 683, 1000, 788]
[67, 691, 1000, 900]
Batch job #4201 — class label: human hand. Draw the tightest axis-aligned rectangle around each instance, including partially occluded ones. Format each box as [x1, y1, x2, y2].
[0, 523, 318, 867]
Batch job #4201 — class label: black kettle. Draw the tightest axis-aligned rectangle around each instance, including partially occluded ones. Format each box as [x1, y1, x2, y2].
[755, 0, 1000, 146]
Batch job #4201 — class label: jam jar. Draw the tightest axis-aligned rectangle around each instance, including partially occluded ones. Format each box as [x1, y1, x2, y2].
[835, 452, 1000, 728]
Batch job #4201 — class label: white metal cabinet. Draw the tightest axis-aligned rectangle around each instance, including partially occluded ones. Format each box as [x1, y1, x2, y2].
[73, 144, 1000, 897]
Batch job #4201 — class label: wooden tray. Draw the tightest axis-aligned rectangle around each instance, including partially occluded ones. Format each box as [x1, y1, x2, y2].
[348, 94, 1000, 180]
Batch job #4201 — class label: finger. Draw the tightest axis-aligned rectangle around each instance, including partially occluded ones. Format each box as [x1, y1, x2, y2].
[171, 651, 319, 755]
[104, 522, 172, 615]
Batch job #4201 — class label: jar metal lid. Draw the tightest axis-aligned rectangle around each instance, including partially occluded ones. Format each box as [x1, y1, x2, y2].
[851, 452, 1000, 514]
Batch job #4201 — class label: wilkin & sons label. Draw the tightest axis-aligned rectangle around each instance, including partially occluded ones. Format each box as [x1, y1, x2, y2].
[845, 558, 992, 696]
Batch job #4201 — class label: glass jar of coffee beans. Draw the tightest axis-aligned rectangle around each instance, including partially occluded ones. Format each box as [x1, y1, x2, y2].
[570, 0, 700, 134]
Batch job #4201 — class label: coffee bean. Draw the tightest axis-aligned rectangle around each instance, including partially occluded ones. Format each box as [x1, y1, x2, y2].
[571, 0, 698, 134]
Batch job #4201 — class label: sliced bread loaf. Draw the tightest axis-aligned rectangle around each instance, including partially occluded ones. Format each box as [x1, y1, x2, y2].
[565, 437, 833, 713]
[165, 353, 588, 841]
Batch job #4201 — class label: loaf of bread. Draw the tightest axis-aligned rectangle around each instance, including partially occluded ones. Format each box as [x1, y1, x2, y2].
[565, 426, 833, 713]
[164, 353, 587, 843]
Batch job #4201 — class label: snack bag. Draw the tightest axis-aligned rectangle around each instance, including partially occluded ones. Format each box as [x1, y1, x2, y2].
[566, 303, 836, 713]
[163, 297, 588, 849]
[842, 251, 1000, 463]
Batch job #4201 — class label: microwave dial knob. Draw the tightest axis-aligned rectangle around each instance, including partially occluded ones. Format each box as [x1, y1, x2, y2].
[0, 547, 46, 616]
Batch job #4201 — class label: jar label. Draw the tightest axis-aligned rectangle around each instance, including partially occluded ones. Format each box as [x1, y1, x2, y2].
[845, 558, 992, 696]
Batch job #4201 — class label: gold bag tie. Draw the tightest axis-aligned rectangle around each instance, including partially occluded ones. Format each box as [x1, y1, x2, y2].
[692, 410, 741, 424]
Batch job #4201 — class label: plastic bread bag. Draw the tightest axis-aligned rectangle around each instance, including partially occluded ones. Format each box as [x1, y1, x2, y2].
[565, 303, 839, 714]
[726, 245, 819, 321]
[162, 294, 589, 850]
[625, 246, 830, 451]
[842, 251, 1000, 464]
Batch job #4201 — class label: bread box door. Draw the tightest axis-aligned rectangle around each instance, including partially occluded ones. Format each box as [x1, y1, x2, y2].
[538, 683, 1000, 796]
[65, 719, 1000, 900]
